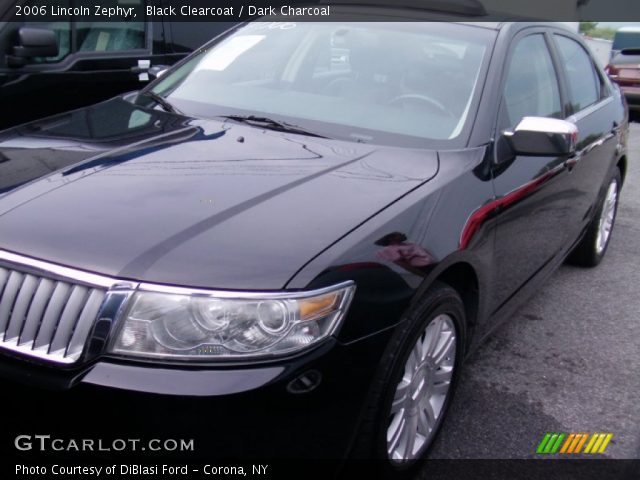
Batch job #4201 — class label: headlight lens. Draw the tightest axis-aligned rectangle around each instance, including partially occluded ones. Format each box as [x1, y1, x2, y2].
[108, 282, 355, 360]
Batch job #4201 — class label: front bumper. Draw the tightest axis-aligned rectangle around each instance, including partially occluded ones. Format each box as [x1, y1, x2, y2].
[1, 329, 393, 461]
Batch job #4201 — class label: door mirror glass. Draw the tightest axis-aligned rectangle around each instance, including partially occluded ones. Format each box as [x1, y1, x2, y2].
[8, 27, 59, 67]
[503, 116, 578, 156]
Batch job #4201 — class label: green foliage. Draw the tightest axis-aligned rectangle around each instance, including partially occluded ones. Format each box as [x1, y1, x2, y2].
[579, 22, 616, 40]
[579, 22, 598, 34]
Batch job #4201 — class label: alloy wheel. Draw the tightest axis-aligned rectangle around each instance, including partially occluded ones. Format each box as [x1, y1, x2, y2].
[386, 314, 457, 462]
[596, 178, 618, 255]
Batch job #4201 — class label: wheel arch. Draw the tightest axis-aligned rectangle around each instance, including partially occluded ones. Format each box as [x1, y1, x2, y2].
[414, 258, 484, 354]
[437, 263, 479, 352]
[617, 155, 627, 186]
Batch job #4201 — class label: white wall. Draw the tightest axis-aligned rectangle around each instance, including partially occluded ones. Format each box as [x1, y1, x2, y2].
[583, 37, 613, 67]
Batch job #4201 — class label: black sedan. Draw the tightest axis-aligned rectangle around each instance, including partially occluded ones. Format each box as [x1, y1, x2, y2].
[0, 18, 628, 475]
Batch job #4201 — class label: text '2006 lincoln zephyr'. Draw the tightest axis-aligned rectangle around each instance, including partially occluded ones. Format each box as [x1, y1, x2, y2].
[0, 15, 628, 475]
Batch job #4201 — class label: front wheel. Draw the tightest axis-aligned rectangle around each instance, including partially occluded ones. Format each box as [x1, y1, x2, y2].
[354, 282, 465, 474]
[386, 312, 457, 462]
[568, 169, 621, 267]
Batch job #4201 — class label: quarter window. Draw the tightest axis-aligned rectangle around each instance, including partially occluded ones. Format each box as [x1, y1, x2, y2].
[554, 35, 600, 112]
[501, 34, 562, 129]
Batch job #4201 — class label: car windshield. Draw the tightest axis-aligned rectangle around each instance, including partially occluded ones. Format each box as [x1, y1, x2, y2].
[150, 22, 494, 147]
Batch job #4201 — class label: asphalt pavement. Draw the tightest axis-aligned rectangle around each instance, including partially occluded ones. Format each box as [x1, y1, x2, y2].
[426, 122, 640, 460]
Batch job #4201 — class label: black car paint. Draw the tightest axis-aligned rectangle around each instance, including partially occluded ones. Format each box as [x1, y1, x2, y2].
[0, 0, 235, 129]
[0, 22, 628, 460]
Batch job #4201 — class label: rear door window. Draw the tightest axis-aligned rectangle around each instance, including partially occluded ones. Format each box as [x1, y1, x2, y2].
[554, 35, 601, 112]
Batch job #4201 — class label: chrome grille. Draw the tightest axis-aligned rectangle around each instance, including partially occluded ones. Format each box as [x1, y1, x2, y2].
[0, 265, 107, 364]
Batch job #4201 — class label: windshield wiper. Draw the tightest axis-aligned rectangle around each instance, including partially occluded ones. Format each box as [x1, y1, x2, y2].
[138, 91, 181, 114]
[220, 115, 327, 138]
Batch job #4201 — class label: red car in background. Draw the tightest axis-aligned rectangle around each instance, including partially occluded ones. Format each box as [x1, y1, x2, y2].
[607, 48, 640, 119]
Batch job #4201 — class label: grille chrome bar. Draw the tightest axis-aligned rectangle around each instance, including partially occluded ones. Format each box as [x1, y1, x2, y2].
[0, 250, 135, 364]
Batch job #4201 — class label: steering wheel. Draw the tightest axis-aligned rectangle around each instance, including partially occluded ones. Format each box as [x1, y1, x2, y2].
[387, 94, 456, 119]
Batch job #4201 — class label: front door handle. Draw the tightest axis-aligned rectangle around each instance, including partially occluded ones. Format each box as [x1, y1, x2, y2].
[130, 59, 151, 81]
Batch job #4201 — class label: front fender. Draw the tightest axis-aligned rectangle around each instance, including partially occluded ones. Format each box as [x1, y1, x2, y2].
[287, 147, 496, 344]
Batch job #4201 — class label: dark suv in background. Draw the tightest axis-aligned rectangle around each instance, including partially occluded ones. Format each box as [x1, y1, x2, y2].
[0, 0, 234, 128]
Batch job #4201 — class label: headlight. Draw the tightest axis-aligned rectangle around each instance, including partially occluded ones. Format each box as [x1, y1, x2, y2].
[108, 281, 355, 360]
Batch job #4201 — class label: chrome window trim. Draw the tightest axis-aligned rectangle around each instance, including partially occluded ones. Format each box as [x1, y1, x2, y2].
[566, 96, 616, 158]
[567, 96, 613, 123]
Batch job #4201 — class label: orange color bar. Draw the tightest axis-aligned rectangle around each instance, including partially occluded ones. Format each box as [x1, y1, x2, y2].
[574, 433, 589, 453]
[567, 434, 582, 453]
[560, 434, 575, 454]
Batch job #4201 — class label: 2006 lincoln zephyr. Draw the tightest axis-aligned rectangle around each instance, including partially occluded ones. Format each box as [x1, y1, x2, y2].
[0, 16, 628, 472]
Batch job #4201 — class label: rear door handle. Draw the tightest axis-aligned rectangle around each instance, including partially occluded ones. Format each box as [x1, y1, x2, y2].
[564, 155, 579, 170]
[567, 133, 609, 170]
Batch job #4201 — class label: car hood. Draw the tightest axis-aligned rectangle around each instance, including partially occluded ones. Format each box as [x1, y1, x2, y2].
[0, 97, 439, 290]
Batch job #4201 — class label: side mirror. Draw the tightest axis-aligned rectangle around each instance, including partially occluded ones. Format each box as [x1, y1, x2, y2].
[7, 27, 59, 67]
[503, 116, 578, 157]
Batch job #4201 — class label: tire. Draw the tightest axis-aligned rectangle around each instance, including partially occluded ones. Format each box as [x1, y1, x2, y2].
[353, 282, 465, 476]
[567, 169, 621, 267]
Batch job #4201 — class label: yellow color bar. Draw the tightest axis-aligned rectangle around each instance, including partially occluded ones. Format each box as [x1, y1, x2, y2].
[590, 433, 607, 454]
[584, 433, 599, 453]
[598, 433, 613, 454]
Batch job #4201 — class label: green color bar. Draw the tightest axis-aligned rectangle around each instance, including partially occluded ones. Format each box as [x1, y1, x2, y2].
[544, 434, 559, 453]
[550, 433, 566, 453]
[537, 433, 552, 454]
